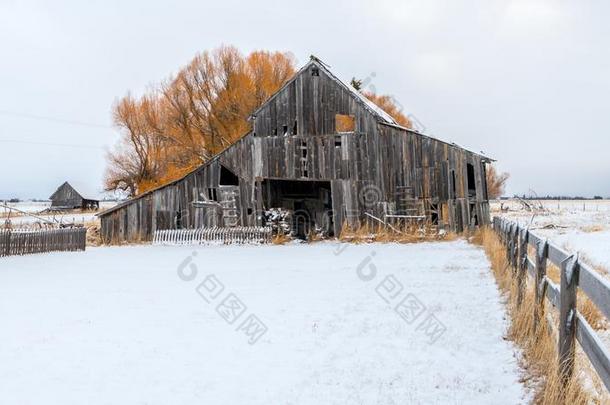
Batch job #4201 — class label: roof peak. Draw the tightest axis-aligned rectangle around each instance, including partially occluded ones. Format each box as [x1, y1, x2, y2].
[250, 56, 398, 125]
[309, 55, 331, 69]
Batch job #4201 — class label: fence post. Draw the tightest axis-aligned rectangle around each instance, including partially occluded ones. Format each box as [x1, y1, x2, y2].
[533, 239, 548, 333]
[506, 223, 513, 264]
[559, 253, 579, 383]
[5, 231, 10, 257]
[512, 225, 519, 270]
[516, 227, 529, 305]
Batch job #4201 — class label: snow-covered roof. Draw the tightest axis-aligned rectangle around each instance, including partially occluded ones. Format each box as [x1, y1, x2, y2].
[312, 59, 398, 125]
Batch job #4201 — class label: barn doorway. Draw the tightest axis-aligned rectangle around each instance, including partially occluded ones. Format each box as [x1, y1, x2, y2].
[261, 179, 333, 239]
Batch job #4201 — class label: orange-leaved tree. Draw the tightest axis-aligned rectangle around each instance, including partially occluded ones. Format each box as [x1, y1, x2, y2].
[106, 46, 296, 196]
[486, 165, 510, 199]
[349, 77, 412, 128]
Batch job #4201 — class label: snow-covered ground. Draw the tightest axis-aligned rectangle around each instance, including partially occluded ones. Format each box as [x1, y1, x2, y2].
[1, 201, 51, 213]
[0, 242, 527, 404]
[1, 200, 117, 214]
[5, 212, 99, 227]
[491, 199, 610, 271]
[1, 201, 117, 228]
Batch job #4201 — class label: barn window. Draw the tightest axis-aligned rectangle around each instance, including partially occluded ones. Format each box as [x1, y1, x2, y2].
[335, 114, 355, 133]
[299, 139, 309, 178]
[334, 136, 342, 148]
[220, 165, 239, 186]
[467, 163, 476, 197]
[292, 120, 298, 135]
[207, 188, 218, 202]
[282, 124, 288, 136]
[311, 67, 319, 76]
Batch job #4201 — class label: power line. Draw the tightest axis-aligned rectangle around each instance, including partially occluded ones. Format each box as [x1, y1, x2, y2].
[0, 110, 112, 129]
[0, 139, 106, 150]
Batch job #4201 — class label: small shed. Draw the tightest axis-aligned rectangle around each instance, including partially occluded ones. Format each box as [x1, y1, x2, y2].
[49, 181, 100, 210]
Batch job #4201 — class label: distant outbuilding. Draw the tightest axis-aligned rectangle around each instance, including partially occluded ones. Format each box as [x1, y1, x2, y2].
[49, 181, 100, 210]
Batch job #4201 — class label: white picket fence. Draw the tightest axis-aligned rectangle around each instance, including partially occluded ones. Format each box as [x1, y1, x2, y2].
[153, 227, 273, 245]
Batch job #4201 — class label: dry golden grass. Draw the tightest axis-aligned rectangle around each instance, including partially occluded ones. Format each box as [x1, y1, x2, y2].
[86, 225, 102, 247]
[338, 221, 456, 244]
[307, 230, 324, 242]
[473, 226, 592, 404]
[272, 233, 291, 245]
[578, 294, 606, 331]
[580, 224, 605, 233]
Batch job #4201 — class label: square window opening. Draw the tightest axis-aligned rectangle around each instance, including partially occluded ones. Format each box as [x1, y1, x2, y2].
[335, 114, 355, 133]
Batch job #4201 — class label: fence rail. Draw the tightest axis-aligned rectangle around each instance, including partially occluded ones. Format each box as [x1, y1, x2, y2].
[493, 216, 610, 391]
[0, 228, 87, 257]
[153, 227, 272, 245]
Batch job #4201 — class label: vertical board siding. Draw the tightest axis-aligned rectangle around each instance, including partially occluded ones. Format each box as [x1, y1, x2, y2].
[100, 62, 491, 243]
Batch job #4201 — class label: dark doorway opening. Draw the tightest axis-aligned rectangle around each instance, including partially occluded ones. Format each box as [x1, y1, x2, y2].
[261, 179, 333, 239]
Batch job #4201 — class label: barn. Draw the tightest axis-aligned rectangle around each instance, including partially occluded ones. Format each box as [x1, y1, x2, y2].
[49, 181, 100, 210]
[98, 57, 492, 243]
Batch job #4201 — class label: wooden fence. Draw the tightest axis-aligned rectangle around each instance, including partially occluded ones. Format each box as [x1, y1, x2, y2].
[493, 216, 610, 391]
[153, 227, 272, 245]
[0, 228, 87, 257]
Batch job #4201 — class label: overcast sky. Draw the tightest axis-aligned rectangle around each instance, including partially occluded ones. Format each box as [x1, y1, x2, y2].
[1, 0, 608, 199]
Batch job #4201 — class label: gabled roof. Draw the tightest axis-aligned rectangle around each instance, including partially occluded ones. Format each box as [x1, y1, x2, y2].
[250, 56, 399, 126]
[50, 181, 102, 201]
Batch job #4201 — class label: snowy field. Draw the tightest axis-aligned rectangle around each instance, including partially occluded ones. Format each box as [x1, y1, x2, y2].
[4, 212, 99, 227]
[492, 199, 610, 271]
[1, 201, 52, 213]
[1, 201, 117, 228]
[1, 200, 117, 214]
[0, 242, 527, 404]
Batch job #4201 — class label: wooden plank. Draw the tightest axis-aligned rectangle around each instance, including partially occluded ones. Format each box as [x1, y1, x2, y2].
[575, 313, 610, 392]
[579, 262, 610, 322]
[545, 277, 560, 308]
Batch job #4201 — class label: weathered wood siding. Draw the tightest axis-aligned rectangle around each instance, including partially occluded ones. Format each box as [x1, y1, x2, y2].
[50, 182, 83, 208]
[100, 60, 490, 243]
